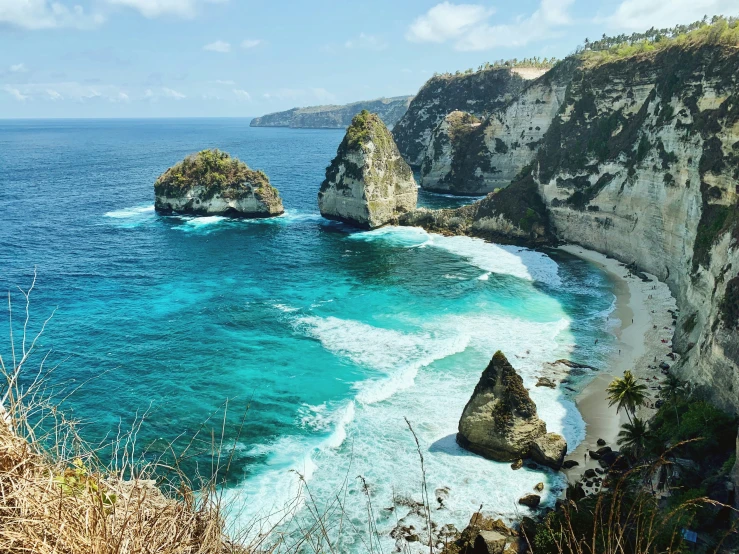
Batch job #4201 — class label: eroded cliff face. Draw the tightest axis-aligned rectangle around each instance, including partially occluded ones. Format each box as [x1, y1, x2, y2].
[419, 111, 483, 193]
[419, 62, 575, 194]
[393, 67, 547, 168]
[531, 45, 739, 413]
[318, 111, 417, 229]
[402, 45, 739, 415]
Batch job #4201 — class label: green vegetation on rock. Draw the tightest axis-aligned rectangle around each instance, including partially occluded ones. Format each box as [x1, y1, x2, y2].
[579, 16, 739, 66]
[155, 149, 276, 202]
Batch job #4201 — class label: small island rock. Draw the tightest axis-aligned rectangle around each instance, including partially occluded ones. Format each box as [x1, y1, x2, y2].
[457, 351, 546, 461]
[518, 494, 541, 509]
[154, 149, 283, 218]
[318, 110, 417, 229]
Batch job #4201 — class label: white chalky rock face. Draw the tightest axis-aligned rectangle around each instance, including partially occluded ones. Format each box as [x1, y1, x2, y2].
[392, 66, 547, 167]
[154, 149, 283, 218]
[318, 111, 417, 229]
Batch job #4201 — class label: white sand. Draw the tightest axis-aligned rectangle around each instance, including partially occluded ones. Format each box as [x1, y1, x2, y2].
[558, 245, 678, 485]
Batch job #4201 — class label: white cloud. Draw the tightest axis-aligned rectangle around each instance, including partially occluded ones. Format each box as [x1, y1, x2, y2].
[204, 40, 231, 53]
[212, 79, 236, 85]
[10, 63, 28, 73]
[406, 2, 492, 43]
[345, 33, 388, 51]
[106, 0, 197, 18]
[0, 0, 104, 30]
[406, 0, 575, 50]
[233, 89, 251, 101]
[605, 0, 739, 31]
[112, 91, 130, 103]
[3, 86, 28, 102]
[1, 81, 129, 102]
[162, 87, 186, 99]
[241, 39, 263, 49]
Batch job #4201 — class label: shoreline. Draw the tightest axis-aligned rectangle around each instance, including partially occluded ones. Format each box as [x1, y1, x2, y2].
[558, 244, 678, 486]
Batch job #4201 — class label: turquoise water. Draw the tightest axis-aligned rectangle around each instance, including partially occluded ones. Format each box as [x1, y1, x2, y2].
[0, 118, 618, 551]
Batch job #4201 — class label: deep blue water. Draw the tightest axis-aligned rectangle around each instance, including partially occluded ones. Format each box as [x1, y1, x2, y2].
[0, 118, 619, 550]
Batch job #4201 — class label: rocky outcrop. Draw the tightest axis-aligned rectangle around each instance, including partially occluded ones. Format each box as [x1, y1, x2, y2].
[318, 110, 417, 229]
[457, 351, 547, 462]
[530, 433, 567, 470]
[400, 175, 554, 245]
[250, 96, 413, 129]
[420, 111, 483, 193]
[393, 67, 547, 167]
[440, 513, 520, 554]
[154, 149, 283, 218]
[517, 494, 541, 509]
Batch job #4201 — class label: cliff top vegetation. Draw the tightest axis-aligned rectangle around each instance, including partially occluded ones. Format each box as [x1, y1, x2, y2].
[155, 149, 274, 197]
[431, 56, 558, 80]
[577, 15, 739, 66]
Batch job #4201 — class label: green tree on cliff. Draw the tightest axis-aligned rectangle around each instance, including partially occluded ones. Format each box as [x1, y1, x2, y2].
[607, 370, 648, 423]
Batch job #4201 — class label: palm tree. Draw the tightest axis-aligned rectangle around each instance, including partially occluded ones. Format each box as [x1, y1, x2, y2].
[617, 417, 651, 459]
[606, 370, 648, 423]
[659, 374, 685, 426]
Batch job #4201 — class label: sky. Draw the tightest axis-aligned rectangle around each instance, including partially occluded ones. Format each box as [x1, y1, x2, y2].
[1, 0, 738, 118]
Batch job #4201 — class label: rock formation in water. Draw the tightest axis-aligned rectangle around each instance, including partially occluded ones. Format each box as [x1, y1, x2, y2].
[249, 96, 413, 129]
[457, 351, 550, 462]
[400, 42, 739, 419]
[154, 149, 284, 218]
[318, 110, 417, 229]
[393, 66, 549, 168]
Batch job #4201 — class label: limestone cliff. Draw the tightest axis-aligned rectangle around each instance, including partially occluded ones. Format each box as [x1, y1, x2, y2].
[318, 110, 417, 229]
[249, 96, 413, 129]
[393, 67, 547, 168]
[419, 61, 576, 194]
[457, 351, 548, 462]
[419, 111, 483, 193]
[404, 43, 739, 415]
[154, 149, 284, 218]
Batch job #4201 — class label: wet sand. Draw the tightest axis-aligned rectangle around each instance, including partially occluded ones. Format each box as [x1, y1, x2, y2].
[558, 245, 677, 484]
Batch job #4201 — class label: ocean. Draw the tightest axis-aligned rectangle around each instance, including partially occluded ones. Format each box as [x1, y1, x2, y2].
[0, 118, 618, 551]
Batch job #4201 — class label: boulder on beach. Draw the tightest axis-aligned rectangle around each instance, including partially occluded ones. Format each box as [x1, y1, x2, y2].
[562, 459, 579, 469]
[530, 432, 568, 470]
[154, 149, 283, 218]
[457, 351, 546, 461]
[318, 110, 417, 229]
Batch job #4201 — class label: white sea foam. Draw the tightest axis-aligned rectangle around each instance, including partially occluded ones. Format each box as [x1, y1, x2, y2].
[295, 316, 470, 405]
[478, 272, 491, 281]
[353, 226, 561, 285]
[104, 204, 155, 218]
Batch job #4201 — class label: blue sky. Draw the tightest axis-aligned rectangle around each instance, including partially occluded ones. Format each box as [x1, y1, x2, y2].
[1, 0, 737, 118]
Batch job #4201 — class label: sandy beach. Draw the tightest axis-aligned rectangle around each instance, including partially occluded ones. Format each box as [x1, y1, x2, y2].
[558, 245, 678, 486]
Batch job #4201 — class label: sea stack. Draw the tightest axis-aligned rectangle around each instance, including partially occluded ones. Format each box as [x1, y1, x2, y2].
[457, 351, 567, 469]
[154, 149, 284, 218]
[318, 110, 417, 229]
